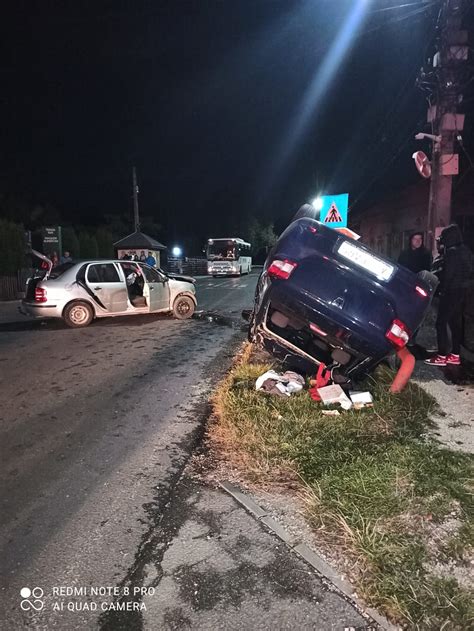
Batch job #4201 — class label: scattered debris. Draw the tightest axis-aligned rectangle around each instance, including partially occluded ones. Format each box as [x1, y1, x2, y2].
[349, 391, 373, 409]
[255, 370, 305, 397]
[317, 384, 353, 410]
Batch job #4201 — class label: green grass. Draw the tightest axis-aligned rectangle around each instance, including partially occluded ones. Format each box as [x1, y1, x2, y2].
[212, 354, 474, 629]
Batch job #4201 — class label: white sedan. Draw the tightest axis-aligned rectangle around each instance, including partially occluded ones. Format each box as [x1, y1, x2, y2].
[21, 256, 197, 328]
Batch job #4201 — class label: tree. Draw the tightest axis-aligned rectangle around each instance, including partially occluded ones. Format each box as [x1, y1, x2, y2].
[0, 220, 26, 274]
[95, 228, 114, 258]
[78, 232, 99, 259]
[239, 217, 278, 258]
[62, 226, 80, 258]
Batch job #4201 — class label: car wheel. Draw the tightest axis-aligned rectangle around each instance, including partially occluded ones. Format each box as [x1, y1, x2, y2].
[173, 295, 195, 320]
[63, 301, 94, 328]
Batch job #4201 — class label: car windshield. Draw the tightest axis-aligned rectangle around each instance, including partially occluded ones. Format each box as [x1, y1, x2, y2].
[207, 241, 236, 260]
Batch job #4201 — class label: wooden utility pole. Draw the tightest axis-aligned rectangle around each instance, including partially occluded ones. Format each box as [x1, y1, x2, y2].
[132, 166, 140, 232]
[424, 0, 468, 251]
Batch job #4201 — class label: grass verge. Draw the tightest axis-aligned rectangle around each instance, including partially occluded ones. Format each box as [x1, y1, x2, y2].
[210, 344, 473, 629]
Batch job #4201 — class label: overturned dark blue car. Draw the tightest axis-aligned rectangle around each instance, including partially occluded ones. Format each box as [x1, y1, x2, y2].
[248, 214, 438, 378]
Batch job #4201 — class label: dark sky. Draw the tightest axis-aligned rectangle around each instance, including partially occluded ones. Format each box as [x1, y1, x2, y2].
[1, 0, 469, 241]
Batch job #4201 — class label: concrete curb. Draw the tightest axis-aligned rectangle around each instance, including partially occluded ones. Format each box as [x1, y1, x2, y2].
[220, 481, 399, 631]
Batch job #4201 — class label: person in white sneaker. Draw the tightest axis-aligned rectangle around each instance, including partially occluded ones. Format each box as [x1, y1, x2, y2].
[425, 224, 472, 367]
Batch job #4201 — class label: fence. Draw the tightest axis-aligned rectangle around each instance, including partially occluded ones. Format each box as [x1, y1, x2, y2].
[166, 257, 208, 276]
[0, 269, 31, 301]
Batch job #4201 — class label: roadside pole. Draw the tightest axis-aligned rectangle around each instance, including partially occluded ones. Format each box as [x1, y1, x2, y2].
[423, 0, 468, 252]
[133, 166, 140, 231]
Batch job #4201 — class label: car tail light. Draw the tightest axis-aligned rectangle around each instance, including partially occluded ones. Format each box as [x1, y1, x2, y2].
[268, 259, 298, 280]
[415, 285, 428, 297]
[385, 319, 411, 348]
[35, 287, 47, 303]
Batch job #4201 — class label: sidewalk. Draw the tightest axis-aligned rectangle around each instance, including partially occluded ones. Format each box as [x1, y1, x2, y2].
[413, 314, 474, 454]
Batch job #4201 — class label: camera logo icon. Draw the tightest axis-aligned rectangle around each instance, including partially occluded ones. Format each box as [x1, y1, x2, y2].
[20, 587, 44, 611]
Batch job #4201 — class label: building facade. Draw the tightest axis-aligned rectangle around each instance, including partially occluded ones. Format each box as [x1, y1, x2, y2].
[353, 180, 474, 260]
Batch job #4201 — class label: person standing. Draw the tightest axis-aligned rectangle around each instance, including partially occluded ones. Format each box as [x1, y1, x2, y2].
[398, 232, 432, 274]
[425, 224, 473, 366]
[60, 250, 72, 264]
[145, 252, 156, 267]
[50, 251, 59, 267]
[398, 232, 432, 348]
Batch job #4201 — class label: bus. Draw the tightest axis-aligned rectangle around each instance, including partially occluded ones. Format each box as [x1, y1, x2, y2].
[206, 238, 252, 276]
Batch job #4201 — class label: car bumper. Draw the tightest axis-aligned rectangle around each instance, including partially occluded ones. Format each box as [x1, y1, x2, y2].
[208, 266, 240, 275]
[253, 282, 393, 375]
[20, 301, 62, 319]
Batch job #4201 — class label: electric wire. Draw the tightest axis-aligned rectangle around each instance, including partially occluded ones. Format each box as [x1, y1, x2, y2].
[350, 119, 425, 210]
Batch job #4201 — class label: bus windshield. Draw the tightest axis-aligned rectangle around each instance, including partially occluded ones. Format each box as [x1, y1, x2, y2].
[207, 240, 237, 260]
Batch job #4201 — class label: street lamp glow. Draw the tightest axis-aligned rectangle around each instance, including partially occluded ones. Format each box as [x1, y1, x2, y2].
[312, 196, 324, 211]
[172, 246, 182, 257]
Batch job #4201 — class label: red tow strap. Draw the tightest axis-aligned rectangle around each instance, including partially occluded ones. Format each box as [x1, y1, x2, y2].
[309, 363, 331, 401]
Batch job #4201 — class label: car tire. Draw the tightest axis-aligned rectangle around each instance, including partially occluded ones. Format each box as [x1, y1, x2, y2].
[173, 295, 195, 319]
[63, 301, 94, 328]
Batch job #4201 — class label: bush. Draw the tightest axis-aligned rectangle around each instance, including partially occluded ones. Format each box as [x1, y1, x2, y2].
[62, 226, 80, 259]
[78, 232, 99, 259]
[0, 219, 26, 274]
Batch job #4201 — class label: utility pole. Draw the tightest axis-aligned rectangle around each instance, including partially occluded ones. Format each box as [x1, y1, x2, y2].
[421, 0, 468, 252]
[132, 166, 140, 232]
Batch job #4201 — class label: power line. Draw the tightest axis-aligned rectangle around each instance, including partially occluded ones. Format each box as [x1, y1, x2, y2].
[369, 2, 437, 13]
[350, 120, 424, 210]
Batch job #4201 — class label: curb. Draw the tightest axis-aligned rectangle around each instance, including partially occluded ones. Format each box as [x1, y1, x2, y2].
[220, 481, 399, 631]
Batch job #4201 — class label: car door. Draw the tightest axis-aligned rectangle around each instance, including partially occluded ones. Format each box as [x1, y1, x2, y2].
[139, 264, 170, 312]
[85, 263, 128, 312]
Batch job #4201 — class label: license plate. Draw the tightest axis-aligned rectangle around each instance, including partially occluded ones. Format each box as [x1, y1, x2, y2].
[337, 241, 394, 281]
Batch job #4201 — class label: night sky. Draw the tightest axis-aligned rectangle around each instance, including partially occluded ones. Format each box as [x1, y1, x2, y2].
[1, 1, 472, 244]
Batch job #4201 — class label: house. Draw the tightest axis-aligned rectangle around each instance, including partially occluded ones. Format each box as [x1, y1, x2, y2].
[352, 178, 474, 259]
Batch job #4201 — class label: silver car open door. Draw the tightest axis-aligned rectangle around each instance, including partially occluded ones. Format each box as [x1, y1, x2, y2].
[85, 263, 129, 312]
[139, 264, 170, 312]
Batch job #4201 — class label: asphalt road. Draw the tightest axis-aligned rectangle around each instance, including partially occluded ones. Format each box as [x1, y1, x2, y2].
[0, 271, 367, 630]
[0, 274, 258, 628]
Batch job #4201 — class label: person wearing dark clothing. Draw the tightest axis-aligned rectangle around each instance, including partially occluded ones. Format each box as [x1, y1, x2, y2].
[397, 233, 432, 347]
[398, 232, 432, 274]
[425, 224, 473, 366]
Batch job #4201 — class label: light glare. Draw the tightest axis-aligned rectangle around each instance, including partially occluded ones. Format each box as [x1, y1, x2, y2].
[312, 196, 323, 210]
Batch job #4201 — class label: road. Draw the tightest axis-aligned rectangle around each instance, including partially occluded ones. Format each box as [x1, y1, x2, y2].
[0, 271, 367, 630]
[0, 274, 256, 626]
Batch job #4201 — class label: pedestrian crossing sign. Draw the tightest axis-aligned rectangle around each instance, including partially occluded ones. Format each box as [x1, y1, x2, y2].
[319, 194, 349, 229]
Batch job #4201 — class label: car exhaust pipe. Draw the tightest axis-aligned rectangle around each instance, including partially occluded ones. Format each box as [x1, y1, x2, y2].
[390, 346, 416, 393]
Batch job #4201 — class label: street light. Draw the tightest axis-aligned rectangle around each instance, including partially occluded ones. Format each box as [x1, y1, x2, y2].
[311, 196, 324, 210]
[172, 246, 182, 257]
